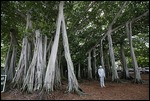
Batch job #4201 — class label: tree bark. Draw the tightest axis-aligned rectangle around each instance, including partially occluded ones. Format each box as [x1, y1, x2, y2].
[4, 29, 18, 82]
[46, 37, 53, 60]
[61, 2, 84, 95]
[43, 1, 63, 93]
[107, 28, 119, 82]
[12, 37, 30, 88]
[34, 30, 43, 90]
[120, 42, 130, 79]
[87, 50, 93, 80]
[100, 2, 128, 82]
[105, 49, 111, 77]
[42, 35, 47, 81]
[126, 22, 142, 83]
[54, 56, 61, 90]
[12, 11, 33, 88]
[100, 40, 105, 70]
[22, 30, 44, 92]
[93, 48, 97, 80]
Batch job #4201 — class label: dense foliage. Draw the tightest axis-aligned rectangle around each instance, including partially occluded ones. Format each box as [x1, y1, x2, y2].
[1, 1, 149, 68]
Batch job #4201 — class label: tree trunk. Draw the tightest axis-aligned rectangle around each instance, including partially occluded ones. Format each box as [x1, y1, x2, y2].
[87, 51, 93, 80]
[46, 37, 53, 60]
[82, 66, 86, 79]
[22, 30, 44, 92]
[78, 63, 81, 80]
[4, 29, 18, 82]
[42, 35, 47, 81]
[100, 40, 105, 70]
[4, 43, 12, 80]
[12, 37, 30, 88]
[8, 46, 17, 81]
[99, 2, 127, 82]
[54, 56, 61, 90]
[60, 62, 65, 80]
[34, 30, 43, 90]
[105, 50, 111, 77]
[126, 22, 142, 83]
[13, 11, 33, 89]
[61, 2, 84, 95]
[43, 1, 63, 93]
[93, 48, 97, 80]
[107, 28, 119, 82]
[120, 42, 130, 79]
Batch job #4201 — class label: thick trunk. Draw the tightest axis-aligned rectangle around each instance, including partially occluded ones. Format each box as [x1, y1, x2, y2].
[22, 46, 37, 92]
[126, 22, 142, 83]
[100, 40, 105, 70]
[12, 37, 29, 88]
[43, 1, 63, 93]
[34, 30, 43, 90]
[120, 43, 130, 79]
[54, 56, 61, 90]
[61, 5, 84, 94]
[107, 29, 119, 82]
[93, 48, 97, 80]
[87, 51, 93, 80]
[99, 2, 127, 81]
[105, 50, 111, 77]
[7, 46, 17, 81]
[22, 30, 44, 92]
[42, 36, 47, 80]
[74, 66, 77, 77]
[4, 29, 18, 82]
[4, 44, 12, 78]
[13, 11, 35, 91]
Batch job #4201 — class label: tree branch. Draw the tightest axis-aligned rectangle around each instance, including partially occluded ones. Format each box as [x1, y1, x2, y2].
[71, 1, 96, 33]
[109, 1, 128, 27]
[131, 10, 149, 23]
[86, 2, 128, 53]
[15, 9, 26, 23]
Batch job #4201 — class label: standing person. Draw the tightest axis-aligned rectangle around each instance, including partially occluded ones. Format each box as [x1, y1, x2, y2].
[98, 66, 105, 87]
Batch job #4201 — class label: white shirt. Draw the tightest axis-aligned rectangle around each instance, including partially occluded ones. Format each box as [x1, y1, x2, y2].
[98, 68, 105, 77]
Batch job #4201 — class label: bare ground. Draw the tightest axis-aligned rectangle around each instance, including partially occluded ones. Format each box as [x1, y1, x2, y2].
[1, 73, 149, 100]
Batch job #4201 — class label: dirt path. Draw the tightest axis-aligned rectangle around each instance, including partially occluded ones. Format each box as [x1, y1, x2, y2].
[1, 74, 149, 100]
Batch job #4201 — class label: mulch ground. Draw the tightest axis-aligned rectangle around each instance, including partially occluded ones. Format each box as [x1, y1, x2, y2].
[1, 73, 149, 100]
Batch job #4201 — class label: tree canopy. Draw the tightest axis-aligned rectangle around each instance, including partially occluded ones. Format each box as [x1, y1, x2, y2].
[1, 1, 149, 68]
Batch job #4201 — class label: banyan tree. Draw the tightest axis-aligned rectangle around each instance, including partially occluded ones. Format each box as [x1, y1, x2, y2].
[11, 1, 84, 95]
[2, 1, 149, 97]
[43, 1, 84, 94]
[4, 28, 18, 82]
